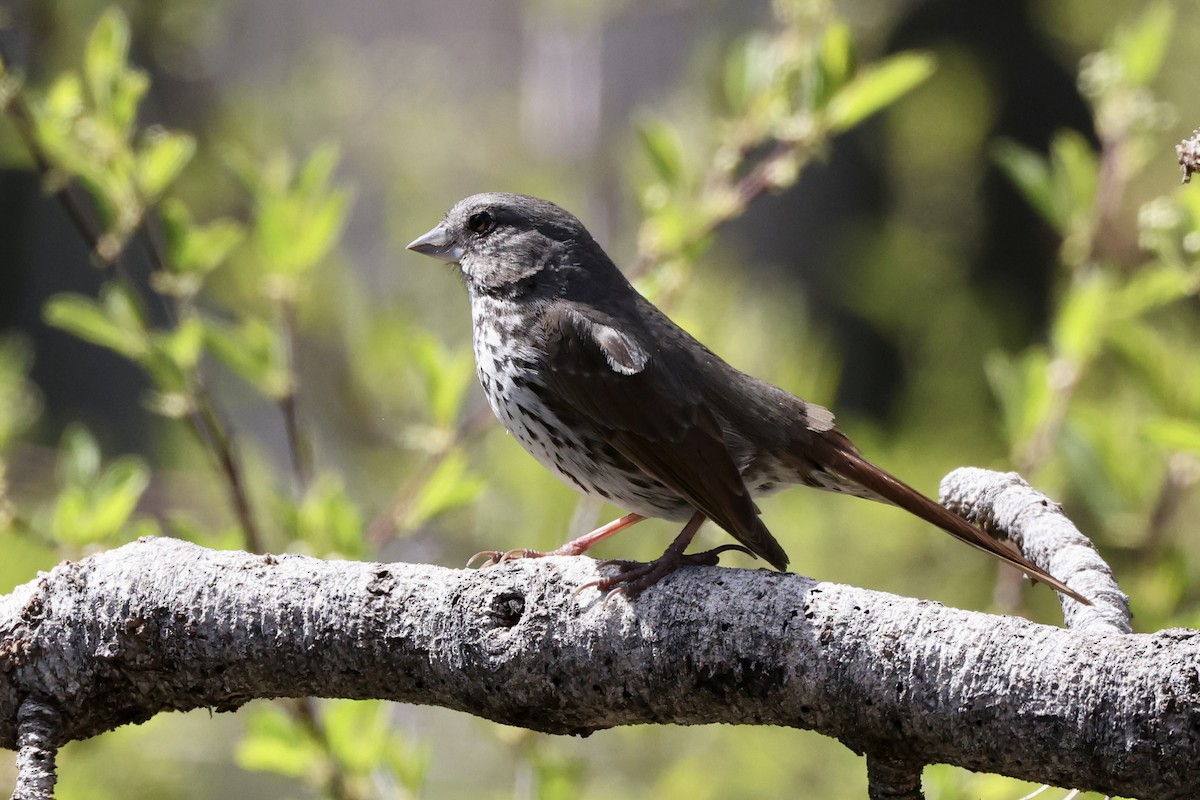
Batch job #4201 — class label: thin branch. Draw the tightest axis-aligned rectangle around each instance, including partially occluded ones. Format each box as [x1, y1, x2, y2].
[939, 467, 1130, 634]
[277, 298, 314, 495]
[367, 404, 494, 546]
[627, 138, 810, 281]
[287, 698, 360, 800]
[1140, 452, 1200, 560]
[1011, 119, 1136, 476]
[12, 698, 61, 800]
[865, 754, 923, 800]
[190, 395, 264, 553]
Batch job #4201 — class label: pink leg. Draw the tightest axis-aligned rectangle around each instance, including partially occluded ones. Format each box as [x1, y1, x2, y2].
[578, 511, 754, 599]
[469, 512, 647, 567]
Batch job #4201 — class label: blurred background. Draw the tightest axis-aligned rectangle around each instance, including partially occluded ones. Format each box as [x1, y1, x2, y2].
[0, 0, 1196, 797]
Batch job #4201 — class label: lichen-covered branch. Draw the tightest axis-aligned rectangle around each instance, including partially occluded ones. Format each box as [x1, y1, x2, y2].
[0, 509, 1193, 798]
[11, 699, 60, 800]
[940, 467, 1131, 635]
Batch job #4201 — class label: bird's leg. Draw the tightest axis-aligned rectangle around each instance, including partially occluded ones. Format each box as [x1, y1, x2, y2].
[579, 511, 755, 598]
[468, 512, 647, 567]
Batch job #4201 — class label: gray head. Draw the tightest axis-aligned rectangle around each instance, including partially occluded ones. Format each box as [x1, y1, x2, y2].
[406, 193, 618, 297]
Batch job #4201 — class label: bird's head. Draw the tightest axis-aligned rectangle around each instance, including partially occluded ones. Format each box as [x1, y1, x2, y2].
[406, 193, 614, 298]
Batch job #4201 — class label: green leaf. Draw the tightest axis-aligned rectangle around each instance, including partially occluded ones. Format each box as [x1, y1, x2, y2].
[152, 315, 206, 373]
[289, 476, 364, 557]
[1062, 406, 1159, 510]
[1113, 262, 1195, 318]
[1143, 417, 1200, 454]
[44, 289, 149, 360]
[296, 142, 340, 200]
[815, 21, 854, 107]
[1113, 2, 1174, 86]
[323, 700, 390, 774]
[0, 337, 40, 452]
[722, 32, 777, 117]
[159, 199, 245, 278]
[985, 348, 1052, 444]
[636, 121, 685, 187]
[84, 9, 131, 117]
[43, 73, 85, 122]
[402, 450, 484, 532]
[1049, 130, 1098, 224]
[722, 35, 754, 114]
[86, 456, 150, 539]
[236, 705, 321, 779]
[294, 189, 350, 271]
[994, 130, 1098, 245]
[81, 9, 147, 135]
[57, 423, 101, 487]
[49, 486, 91, 544]
[135, 129, 195, 200]
[48, 426, 149, 546]
[1051, 272, 1112, 363]
[1105, 319, 1200, 415]
[407, 331, 476, 428]
[250, 144, 351, 277]
[992, 140, 1059, 227]
[109, 66, 149, 137]
[204, 317, 291, 399]
[384, 732, 432, 792]
[32, 76, 91, 179]
[825, 51, 935, 132]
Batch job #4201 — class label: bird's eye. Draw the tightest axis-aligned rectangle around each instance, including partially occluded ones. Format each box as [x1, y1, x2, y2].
[467, 211, 495, 234]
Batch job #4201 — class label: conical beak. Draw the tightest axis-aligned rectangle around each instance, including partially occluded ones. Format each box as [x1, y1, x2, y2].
[406, 224, 464, 263]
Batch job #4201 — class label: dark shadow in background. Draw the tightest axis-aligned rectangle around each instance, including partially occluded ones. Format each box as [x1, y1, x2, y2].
[729, 0, 1095, 420]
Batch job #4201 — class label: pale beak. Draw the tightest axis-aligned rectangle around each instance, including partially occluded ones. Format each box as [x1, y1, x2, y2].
[406, 224, 464, 263]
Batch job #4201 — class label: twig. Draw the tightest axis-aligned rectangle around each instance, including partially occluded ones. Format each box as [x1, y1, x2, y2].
[1011, 119, 1134, 475]
[627, 139, 810, 281]
[367, 404, 494, 546]
[939, 467, 1131, 634]
[277, 298, 313, 495]
[287, 698, 360, 800]
[0, 45, 136, 288]
[865, 753, 923, 800]
[12, 698, 61, 800]
[191, 394, 264, 553]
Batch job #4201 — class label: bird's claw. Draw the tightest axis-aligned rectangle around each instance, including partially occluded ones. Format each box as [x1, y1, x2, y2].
[466, 548, 548, 568]
[573, 544, 756, 601]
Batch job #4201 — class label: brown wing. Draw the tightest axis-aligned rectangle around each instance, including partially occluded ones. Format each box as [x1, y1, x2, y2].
[540, 304, 789, 570]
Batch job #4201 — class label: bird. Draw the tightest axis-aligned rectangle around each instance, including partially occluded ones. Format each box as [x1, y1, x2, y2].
[407, 192, 1088, 604]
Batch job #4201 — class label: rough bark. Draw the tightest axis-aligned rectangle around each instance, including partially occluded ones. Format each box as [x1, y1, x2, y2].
[0, 471, 1191, 798]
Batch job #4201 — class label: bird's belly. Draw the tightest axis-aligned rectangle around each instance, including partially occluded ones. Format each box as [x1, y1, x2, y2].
[470, 313, 692, 520]
[485, 372, 693, 520]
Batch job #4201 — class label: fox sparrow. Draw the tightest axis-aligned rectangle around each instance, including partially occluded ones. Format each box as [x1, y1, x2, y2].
[407, 192, 1087, 604]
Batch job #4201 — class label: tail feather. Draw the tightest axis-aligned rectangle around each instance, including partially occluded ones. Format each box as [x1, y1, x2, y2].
[809, 437, 1090, 605]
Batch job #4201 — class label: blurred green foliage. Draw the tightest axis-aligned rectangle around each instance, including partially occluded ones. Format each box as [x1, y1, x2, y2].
[0, 0, 1193, 798]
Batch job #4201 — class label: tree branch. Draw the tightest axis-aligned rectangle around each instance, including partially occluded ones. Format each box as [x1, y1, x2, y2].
[0, 470, 1189, 798]
[11, 699, 60, 800]
[939, 467, 1131, 634]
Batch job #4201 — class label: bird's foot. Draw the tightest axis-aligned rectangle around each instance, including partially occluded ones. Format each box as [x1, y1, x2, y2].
[577, 544, 755, 600]
[467, 512, 648, 568]
[467, 545, 582, 568]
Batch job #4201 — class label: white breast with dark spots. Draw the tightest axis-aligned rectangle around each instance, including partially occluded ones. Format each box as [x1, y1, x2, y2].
[468, 295, 693, 521]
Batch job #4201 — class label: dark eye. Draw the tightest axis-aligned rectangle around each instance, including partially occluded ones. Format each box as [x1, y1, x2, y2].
[467, 211, 495, 234]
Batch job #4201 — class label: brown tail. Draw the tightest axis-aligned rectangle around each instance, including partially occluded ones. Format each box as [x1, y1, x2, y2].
[810, 437, 1090, 605]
